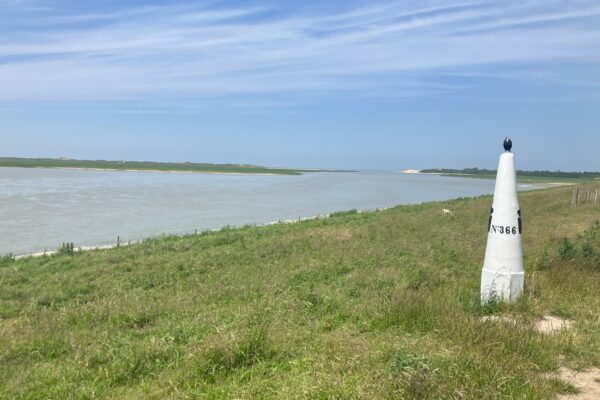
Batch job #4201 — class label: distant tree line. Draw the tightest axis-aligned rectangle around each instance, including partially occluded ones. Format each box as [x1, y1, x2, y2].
[421, 167, 600, 179]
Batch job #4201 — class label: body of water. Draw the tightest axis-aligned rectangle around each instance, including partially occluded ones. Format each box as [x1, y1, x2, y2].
[1, 167, 505, 255]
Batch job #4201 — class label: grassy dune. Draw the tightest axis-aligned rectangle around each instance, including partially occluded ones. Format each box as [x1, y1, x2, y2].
[1, 184, 599, 399]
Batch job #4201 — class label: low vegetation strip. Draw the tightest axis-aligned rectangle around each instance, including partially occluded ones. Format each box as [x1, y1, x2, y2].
[421, 168, 600, 184]
[1, 184, 599, 399]
[0, 157, 317, 175]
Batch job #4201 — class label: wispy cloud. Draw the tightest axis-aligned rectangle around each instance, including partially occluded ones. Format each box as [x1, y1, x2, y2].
[0, 0, 50, 12]
[0, 0, 598, 108]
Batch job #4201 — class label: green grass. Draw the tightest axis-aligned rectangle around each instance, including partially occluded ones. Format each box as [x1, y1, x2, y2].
[0, 157, 328, 175]
[1, 184, 599, 399]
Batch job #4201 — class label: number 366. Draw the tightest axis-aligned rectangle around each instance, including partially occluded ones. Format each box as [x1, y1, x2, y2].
[491, 225, 517, 234]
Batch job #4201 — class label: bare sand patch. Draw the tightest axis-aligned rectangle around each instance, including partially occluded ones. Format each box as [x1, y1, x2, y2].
[480, 314, 599, 399]
[535, 315, 573, 334]
[479, 315, 573, 335]
[557, 367, 600, 400]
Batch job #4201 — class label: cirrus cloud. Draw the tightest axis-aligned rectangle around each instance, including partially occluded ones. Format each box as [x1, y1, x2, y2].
[0, 0, 599, 108]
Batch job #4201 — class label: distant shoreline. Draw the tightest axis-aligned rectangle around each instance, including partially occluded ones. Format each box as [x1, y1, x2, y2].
[400, 167, 599, 184]
[7, 166, 286, 176]
[0, 157, 320, 176]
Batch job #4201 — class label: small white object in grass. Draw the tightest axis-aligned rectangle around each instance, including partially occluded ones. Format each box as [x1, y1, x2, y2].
[442, 209, 454, 216]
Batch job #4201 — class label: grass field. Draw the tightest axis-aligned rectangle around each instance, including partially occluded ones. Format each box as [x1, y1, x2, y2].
[1, 184, 599, 399]
[0, 157, 320, 175]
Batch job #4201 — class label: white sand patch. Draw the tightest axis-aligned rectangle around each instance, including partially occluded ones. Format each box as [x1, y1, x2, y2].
[557, 367, 600, 400]
[398, 169, 421, 174]
[479, 315, 573, 335]
[535, 315, 573, 334]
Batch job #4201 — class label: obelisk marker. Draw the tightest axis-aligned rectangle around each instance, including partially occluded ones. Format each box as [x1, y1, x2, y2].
[481, 137, 524, 303]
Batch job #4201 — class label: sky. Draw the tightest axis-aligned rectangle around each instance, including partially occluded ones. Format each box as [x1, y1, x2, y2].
[1, 0, 599, 171]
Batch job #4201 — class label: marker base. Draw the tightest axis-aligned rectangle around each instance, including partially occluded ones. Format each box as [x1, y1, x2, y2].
[481, 268, 524, 303]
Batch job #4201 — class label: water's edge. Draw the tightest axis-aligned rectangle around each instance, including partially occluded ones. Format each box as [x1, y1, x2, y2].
[2, 168, 552, 256]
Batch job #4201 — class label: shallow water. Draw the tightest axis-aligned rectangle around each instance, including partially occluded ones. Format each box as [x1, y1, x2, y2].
[0, 167, 501, 255]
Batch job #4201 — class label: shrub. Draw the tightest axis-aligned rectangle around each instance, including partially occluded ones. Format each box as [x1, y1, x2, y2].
[0, 253, 14, 267]
[554, 221, 600, 270]
[58, 242, 75, 255]
[557, 238, 575, 260]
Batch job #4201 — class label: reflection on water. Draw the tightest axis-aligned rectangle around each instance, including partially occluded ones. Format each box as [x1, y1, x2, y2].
[0, 167, 498, 255]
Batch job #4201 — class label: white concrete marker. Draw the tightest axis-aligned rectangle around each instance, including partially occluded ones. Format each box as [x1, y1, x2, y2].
[481, 137, 524, 303]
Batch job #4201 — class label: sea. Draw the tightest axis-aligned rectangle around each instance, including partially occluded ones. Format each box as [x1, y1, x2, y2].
[0, 167, 518, 255]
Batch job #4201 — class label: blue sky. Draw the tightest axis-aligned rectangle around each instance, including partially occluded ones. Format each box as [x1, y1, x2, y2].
[1, 0, 599, 170]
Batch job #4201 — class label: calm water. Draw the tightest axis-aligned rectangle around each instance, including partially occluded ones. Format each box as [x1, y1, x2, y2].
[1, 167, 502, 255]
